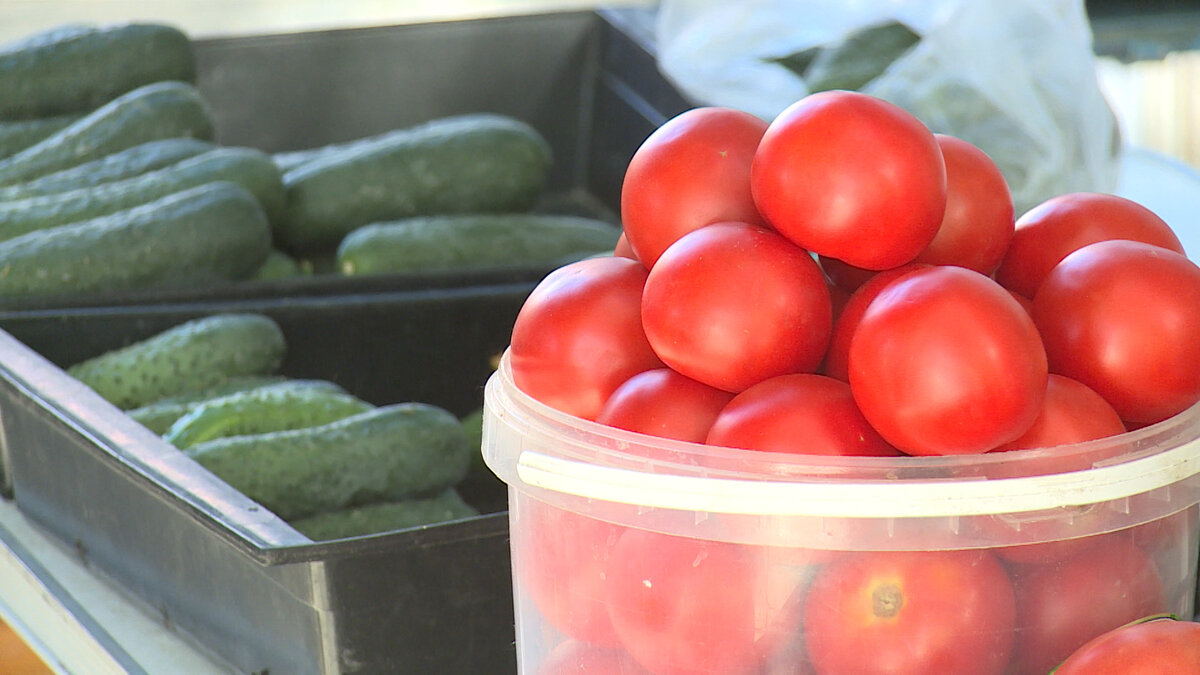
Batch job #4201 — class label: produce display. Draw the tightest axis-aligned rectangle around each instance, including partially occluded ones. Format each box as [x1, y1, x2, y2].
[492, 88, 1200, 674]
[65, 313, 482, 540]
[0, 22, 621, 303]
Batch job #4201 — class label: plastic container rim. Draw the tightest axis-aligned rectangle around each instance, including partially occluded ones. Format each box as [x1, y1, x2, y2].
[483, 350, 1200, 518]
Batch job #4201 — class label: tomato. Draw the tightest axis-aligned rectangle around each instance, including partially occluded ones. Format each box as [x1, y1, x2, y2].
[992, 374, 1125, 452]
[821, 263, 930, 382]
[641, 221, 831, 392]
[595, 367, 734, 443]
[911, 134, 1013, 275]
[1054, 617, 1200, 675]
[802, 549, 1016, 675]
[1010, 539, 1167, 675]
[537, 640, 649, 675]
[1033, 239, 1200, 425]
[995, 191, 1184, 299]
[751, 90, 946, 271]
[620, 106, 768, 267]
[613, 231, 639, 262]
[509, 256, 663, 420]
[604, 528, 794, 675]
[516, 500, 625, 647]
[706, 373, 899, 457]
[818, 254, 876, 293]
[848, 265, 1047, 455]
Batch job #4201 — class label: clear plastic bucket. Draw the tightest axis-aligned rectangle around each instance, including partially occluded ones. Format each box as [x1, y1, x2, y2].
[483, 351, 1200, 674]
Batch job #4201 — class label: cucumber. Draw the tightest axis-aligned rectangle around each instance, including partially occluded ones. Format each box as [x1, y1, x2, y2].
[252, 249, 313, 281]
[67, 313, 286, 410]
[337, 213, 620, 276]
[277, 113, 552, 253]
[0, 137, 216, 200]
[288, 489, 478, 541]
[0, 181, 272, 300]
[0, 147, 285, 243]
[0, 113, 82, 159]
[0, 80, 215, 186]
[185, 402, 471, 520]
[164, 380, 373, 449]
[0, 22, 195, 120]
[126, 375, 290, 434]
[271, 126, 410, 173]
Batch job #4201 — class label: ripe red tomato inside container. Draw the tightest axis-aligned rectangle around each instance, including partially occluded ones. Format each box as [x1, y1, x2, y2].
[484, 89, 1200, 675]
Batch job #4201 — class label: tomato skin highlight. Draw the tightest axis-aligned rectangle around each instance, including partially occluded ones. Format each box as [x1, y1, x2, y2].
[1054, 618, 1200, 675]
[802, 549, 1016, 675]
[509, 256, 663, 420]
[706, 373, 899, 457]
[641, 221, 831, 393]
[1033, 239, 1200, 425]
[848, 265, 1047, 455]
[620, 106, 768, 268]
[821, 262, 930, 382]
[751, 90, 946, 271]
[995, 191, 1184, 299]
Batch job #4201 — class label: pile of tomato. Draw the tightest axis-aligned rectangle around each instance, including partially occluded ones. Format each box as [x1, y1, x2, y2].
[505, 90, 1200, 674]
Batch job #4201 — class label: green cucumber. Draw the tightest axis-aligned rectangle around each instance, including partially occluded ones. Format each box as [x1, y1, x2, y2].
[252, 249, 313, 281]
[337, 213, 619, 276]
[288, 489, 478, 541]
[164, 380, 372, 449]
[185, 402, 471, 520]
[271, 126, 410, 173]
[0, 80, 215, 186]
[277, 113, 551, 253]
[126, 375, 290, 434]
[0, 146, 285, 243]
[0, 180, 272, 300]
[0, 137, 216, 200]
[67, 313, 286, 410]
[0, 22, 195, 119]
[0, 112, 82, 159]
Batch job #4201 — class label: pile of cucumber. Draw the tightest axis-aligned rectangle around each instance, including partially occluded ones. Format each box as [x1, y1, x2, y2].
[66, 313, 483, 541]
[0, 21, 621, 301]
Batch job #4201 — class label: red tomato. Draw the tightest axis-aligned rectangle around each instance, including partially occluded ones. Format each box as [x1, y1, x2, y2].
[751, 90, 946, 270]
[604, 528, 792, 675]
[537, 640, 649, 675]
[912, 134, 1014, 275]
[517, 500, 625, 647]
[1033, 239, 1200, 425]
[821, 263, 930, 382]
[706, 373, 899, 457]
[995, 191, 1184, 299]
[848, 266, 1047, 455]
[612, 231, 639, 262]
[802, 550, 1016, 675]
[595, 367, 734, 443]
[1010, 540, 1167, 675]
[509, 256, 663, 420]
[641, 221, 831, 392]
[1054, 617, 1200, 675]
[620, 106, 768, 267]
[992, 374, 1125, 452]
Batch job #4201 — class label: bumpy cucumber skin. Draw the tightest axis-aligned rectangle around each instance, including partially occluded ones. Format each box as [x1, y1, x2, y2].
[0, 23, 196, 120]
[0, 147, 285, 243]
[288, 488, 478, 541]
[337, 213, 619, 276]
[164, 380, 372, 449]
[278, 113, 552, 253]
[0, 113, 81, 159]
[0, 138, 216, 200]
[126, 375, 290, 434]
[185, 402, 471, 521]
[0, 80, 215, 186]
[66, 313, 286, 410]
[0, 181, 272, 300]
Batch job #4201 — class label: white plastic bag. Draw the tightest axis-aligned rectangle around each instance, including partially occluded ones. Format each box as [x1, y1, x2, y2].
[655, 0, 1120, 215]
